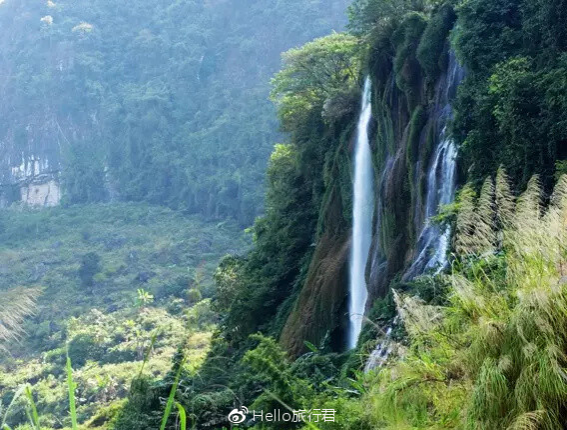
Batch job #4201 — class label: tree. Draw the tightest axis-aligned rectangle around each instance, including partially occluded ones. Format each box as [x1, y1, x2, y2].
[347, 0, 414, 35]
[271, 33, 361, 130]
[79, 252, 101, 288]
[135, 289, 154, 309]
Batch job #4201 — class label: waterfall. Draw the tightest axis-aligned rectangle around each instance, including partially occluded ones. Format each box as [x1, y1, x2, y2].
[405, 129, 457, 277]
[348, 77, 375, 350]
[404, 53, 464, 279]
[366, 53, 464, 371]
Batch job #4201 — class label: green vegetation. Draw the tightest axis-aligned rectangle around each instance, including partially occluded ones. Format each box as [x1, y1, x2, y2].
[131, 0, 567, 428]
[0, 203, 248, 429]
[167, 169, 567, 429]
[3, 0, 567, 428]
[0, 0, 348, 224]
[416, 3, 456, 81]
[330, 172, 567, 428]
[453, 0, 567, 193]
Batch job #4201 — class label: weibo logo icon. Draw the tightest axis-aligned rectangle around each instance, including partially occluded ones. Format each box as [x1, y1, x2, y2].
[228, 406, 249, 424]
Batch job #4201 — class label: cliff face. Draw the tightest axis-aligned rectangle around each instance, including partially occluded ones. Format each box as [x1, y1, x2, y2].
[281, 6, 460, 355]
[368, 50, 464, 298]
[0, 131, 62, 208]
[0, 102, 88, 208]
[0, 0, 104, 208]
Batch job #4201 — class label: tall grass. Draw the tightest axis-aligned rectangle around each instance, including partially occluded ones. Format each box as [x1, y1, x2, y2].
[0, 288, 39, 346]
[175, 403, 187, 430]
[358, 172, 567, 429]
[24, 386, 40, 430]
[1, 340, 187, 430]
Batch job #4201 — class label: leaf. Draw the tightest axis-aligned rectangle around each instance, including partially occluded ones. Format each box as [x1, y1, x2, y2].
[67, 356, 78, 430]
[159, 357, 186, 430]
[175, 402, 187, 430]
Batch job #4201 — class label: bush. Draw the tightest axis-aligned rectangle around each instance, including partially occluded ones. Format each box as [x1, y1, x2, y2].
[416, 3, 456, 80]
[392, 12, 428, 107]
[67, 334, 101, 367]
[79, 252, 102, 288]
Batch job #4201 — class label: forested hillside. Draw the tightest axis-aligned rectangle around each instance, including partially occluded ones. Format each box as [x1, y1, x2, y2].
[0, 0, 348, 223]
[0, 0, 352, 428]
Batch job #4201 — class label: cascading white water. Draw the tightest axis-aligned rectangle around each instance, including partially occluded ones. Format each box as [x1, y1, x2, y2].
[366, 54, 464, 371]
[348, 77, 375, 350]
[405, 128, 457, 276]
[405, 53, 464, 279]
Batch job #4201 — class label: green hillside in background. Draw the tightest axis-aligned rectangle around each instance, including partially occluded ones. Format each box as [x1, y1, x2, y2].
[0, 0, 348, 224]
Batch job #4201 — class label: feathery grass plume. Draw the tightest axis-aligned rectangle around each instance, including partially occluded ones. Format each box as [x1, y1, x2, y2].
[475, 177, 496, 253]
[393, 290, 443, 338]
[545, 174, 567, 276]
[506, 410, 562, 430]
[455, 177, 497, 257]
[514, 175, 542, 229]
[466, 175, 567, 428]
[455, 184, 478, 255]
[0, 288, 39, 346]
[495, 167, 515, 230]
[355, 174, 567, 429]
[507, 175, 554, 293]
[548, 174, 567, 211]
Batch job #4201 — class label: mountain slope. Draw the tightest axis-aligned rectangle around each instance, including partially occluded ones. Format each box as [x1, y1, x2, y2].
[0, 0, 349, 224]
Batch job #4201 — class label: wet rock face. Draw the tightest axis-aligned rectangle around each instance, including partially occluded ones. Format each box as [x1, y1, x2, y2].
[366, 50, 465, 303]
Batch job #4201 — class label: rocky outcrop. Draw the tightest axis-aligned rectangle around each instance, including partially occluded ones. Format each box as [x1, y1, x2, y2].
[0, 150, 62, 208]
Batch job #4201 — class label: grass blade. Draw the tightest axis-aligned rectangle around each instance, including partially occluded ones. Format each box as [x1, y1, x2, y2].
[1, 385, 26, 429]
[159, 357, 185, 430]
[66, 356, 78, 430]
[138, 331, 158, 379]
[24, 385, 40, 430]
[175, 402, 187, 430]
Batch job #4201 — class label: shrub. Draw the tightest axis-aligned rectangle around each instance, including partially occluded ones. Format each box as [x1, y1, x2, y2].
[416, 3, 457, 80]
[78, 252, 102, 288]
[67, 334, 101, 367]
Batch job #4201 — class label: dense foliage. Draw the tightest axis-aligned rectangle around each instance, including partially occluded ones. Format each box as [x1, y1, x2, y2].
[0, 0, 348, 224]
[146, 0, 567, 428]
[453, 0, 567, 193]
[0, 203, 248, 429]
